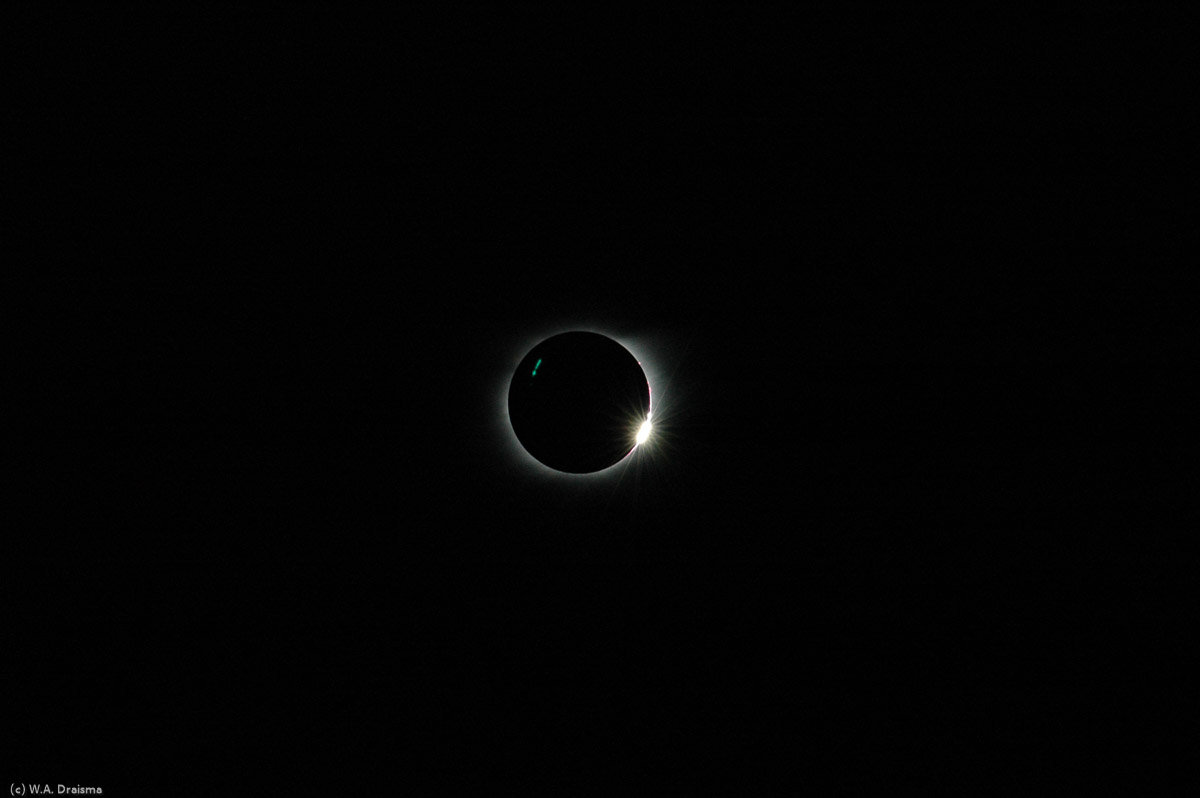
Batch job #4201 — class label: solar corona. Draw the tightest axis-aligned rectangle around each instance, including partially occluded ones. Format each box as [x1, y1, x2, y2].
[507, 331, 652, 474]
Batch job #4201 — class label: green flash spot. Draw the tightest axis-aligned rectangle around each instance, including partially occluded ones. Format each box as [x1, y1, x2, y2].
[532, 358, 542, 376]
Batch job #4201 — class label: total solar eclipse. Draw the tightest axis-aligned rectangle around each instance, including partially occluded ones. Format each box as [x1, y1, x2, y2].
[508, 331, 652, 474]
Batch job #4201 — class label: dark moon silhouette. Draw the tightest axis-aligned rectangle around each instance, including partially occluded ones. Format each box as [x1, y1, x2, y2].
[508, 332, 651, 473]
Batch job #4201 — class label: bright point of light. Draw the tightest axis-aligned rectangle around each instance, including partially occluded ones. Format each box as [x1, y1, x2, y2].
[636, 419, 652, 445]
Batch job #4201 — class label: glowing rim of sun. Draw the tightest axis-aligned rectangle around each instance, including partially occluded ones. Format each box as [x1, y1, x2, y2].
[495, 325, 661, 481]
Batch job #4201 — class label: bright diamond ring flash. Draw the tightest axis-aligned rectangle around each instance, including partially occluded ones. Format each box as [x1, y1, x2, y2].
[636, 419, 652, 446]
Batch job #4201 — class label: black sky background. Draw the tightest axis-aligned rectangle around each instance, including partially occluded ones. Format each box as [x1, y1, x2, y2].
[11, 7, 1189, 791]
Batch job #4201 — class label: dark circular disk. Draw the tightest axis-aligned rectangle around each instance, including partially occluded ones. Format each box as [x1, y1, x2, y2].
[508, 331, 651, 473]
